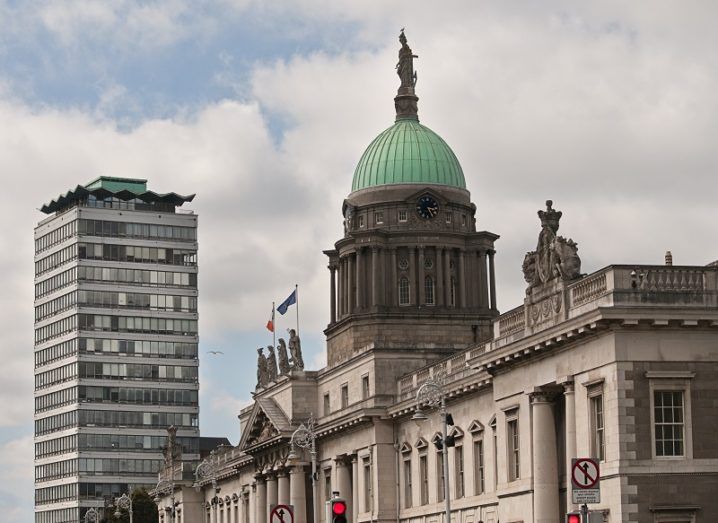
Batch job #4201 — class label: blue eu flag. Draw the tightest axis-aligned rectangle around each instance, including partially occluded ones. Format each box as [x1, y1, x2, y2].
[277, 289, 297, 315]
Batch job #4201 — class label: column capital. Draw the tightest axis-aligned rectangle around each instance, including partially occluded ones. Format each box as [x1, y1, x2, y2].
[563, 382, 575, 394]
[333, 453, 353, 467]
[530, 390, 557, 404]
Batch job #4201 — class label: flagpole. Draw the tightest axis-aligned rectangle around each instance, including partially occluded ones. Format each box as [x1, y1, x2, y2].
[272, 302, 276, 348]
[295, 284, 299, 336]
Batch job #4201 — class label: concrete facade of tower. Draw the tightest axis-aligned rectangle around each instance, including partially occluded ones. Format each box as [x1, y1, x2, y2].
[152, 33, 718, 523]
[34, 177, 199, 522]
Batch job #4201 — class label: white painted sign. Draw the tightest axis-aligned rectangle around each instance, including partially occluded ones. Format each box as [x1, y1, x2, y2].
[270, 504, 294, 523]
[571, 458, 600, 504]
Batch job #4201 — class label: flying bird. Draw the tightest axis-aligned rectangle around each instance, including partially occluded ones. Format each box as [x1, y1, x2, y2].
[207, 350, 224, 355]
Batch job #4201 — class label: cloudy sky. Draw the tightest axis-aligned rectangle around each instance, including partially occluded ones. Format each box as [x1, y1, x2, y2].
[3, 1, 718, 519]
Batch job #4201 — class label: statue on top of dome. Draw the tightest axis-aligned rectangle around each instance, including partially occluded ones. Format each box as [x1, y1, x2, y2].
[397, 29, 418, 90]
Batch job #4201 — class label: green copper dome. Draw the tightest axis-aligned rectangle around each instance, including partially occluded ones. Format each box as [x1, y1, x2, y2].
[351, 119, 466, 192]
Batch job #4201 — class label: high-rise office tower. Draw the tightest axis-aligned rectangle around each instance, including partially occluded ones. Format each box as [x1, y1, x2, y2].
[34, 177, 200, 522]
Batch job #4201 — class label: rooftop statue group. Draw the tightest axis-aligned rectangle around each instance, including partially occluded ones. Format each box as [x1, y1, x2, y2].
[256, 329, 304, 389]
[522, 200, 581, 291]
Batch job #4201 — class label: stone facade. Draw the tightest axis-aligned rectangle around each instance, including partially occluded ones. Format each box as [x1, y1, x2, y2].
[153, 35, 718, 523]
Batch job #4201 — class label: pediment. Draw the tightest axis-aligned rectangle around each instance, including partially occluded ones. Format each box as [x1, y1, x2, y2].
[400, 442, 412, 454]
[238, 398, 290, 451]
[431, 432, 443, 445]
[415, 437, 428, 449]
[449, 426, 464, 439]
[467, 420, 484, 434]
[403, 187, 449, 206]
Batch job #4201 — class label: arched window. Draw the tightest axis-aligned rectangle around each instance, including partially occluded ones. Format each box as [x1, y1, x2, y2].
[450, 277, 456, 306]
[399, 277, 410, 305]
[425, 276, 434, 305]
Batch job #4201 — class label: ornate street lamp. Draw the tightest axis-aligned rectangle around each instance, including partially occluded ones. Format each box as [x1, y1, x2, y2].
[288, 414, 318, 523]
[114, 491, 133, 523]
[154, 478, 178, 523]
[412, 378, 452, 523]
[195, 450, 222, 523]
[84, 507, 99, 523]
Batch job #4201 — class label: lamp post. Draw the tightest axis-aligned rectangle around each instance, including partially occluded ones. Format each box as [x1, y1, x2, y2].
[412, 378, 451, 523]
[287, 414, 318, 523]
[114, 491, 134, 523]
[154, 478, 177, 523]
[195, 450, 222, 523]
[84, 507, 99, 523]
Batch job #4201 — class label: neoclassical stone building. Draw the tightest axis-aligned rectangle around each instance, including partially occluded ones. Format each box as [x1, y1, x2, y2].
[155, 34, 718, 523]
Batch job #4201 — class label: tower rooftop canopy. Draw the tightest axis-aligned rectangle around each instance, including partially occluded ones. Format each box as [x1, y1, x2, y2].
[40, 175, 195, 214]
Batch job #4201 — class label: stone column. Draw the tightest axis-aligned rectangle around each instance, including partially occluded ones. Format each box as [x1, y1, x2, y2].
[436, 248, 444, 306]
[390, 249, 397, 306]
[266, 472, 278, 517]
[278, 470, 290, 506]
[408, 247, 416, 305]
[337, 258, 344, 318]
[371, 247, 380, 307]
[458, 249, 466, 307]
[418, 247, 426, 304]
[249, 483, 256, 523]
[354, 249, 361, 309]
[564, 381, 577, 511]
[531, 392, 560, 523]
[348, 254, 355, 313]
[329, 265, 336, 323]
[488, 250, 497, 311]
[478, 250, 488, 309]
[335, 456, 352, 517]
[351, 456, 359, 523]
[289, 464, 308, 523]
[444, 248, 452, 305]
[255, 476, 267, 523]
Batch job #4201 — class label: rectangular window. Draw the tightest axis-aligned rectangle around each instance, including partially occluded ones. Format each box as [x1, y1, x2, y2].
[341, 384, 349, 409]
[473, 439, 485, 495]
[363, 458, 372, 512]
[362, 375, 370, 400]
[445, 212, 452, 224]
[358, 215, 365, 228]
[461, 214, 467, 227]
[507, 416, 520, 481]
[419, 454, 428, 505]
[399, 277, 410, 306]
[455, 445, 464, 498]
[590, 393, 605, 461]
[654, 390, 685, 457]
[375, 212, 383, 225]
[398, 210, 407, 223]
[403, 458, 412, 508]
[323, 393, 330, 416]
[437, 451, 445, 502]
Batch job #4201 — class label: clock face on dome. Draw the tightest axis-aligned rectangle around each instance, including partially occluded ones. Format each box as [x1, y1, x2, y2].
[416, 195, 439, 219]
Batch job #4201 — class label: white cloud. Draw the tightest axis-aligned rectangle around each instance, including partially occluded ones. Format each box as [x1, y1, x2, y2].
[1, 2, 718, 514]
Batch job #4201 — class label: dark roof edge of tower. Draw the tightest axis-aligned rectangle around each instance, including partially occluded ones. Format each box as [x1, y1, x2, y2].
[40, 176, 196, 214]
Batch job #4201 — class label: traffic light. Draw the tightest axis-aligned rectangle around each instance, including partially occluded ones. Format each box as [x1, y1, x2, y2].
[330, 497, 348, 523]
[566, 512, 581, 523]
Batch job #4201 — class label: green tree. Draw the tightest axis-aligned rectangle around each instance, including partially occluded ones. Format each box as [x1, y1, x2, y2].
[101, 488, 159, 523]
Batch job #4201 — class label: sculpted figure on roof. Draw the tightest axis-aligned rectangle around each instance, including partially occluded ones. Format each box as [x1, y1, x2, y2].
[266, 345, 278, 383]
[397, 29, 418, 90]
[288, 329, 304, 371]
[256, 347, 269, 389]
[523, 200, 581, 290]
[277, 338, 291, 375]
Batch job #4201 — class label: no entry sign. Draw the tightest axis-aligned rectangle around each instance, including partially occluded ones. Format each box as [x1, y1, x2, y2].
[270, 504, 294, 523]
[571, 458, 600, 504]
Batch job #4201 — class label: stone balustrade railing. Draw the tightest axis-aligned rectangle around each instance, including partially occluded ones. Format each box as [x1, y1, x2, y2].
[396, 344, 485, 401]
[395, 265, 716, 404]
[498, 305, 525, 336]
